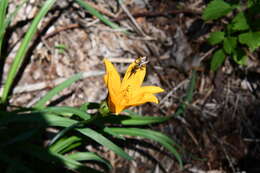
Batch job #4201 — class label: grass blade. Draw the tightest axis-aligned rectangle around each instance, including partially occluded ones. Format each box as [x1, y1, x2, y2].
[174, 70, 197, 117]
[33, 73, 82, 108]
[1, 0, 56, 103]
[75, 0, 126, 32]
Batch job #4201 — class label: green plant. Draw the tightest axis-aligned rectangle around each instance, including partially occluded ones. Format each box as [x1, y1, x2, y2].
[0, 74, 185, 172]
[202, 0, 260, 71]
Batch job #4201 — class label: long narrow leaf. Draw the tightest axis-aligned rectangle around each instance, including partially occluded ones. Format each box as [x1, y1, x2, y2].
[108, 127, 183, 168]
[0, 0, 8, 58]
[0, 112, 78, 127]
[33, 73, 82, 108]
[47, 121, 81, 146]
[37, 106, 91, 120]
[49, 136, 81, 153]
[174, 70, 197, 117]
[77, 127, 132, 160]
[67, 152, 112, 170]
[99, 114, 169, 126]
[47, 113, 98, 146]
[1, 0, 56, 103]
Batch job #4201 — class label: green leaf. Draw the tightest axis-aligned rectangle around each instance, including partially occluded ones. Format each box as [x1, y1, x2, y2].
[108, 127, 183, 168]
[174, 70, 197, 117]
[0, 112, 78, 127]
[38, 106, 91, 120]
[0, 0, 8, 59]
[124, 111, 170, 125]
[210, 49, 226, 71]
[247, 0, 258, 8]
[49, 136, 82, 153]
[223, 37, 237, 54]
[239, 31, 260, 51]
[202, 0, 233, 20]
[67, 152, 112, 170]
[232, 48, 247, 65]
[102, 126, 126, 140]
[33, 73, 82, 108]
[77, 128, 133, 160]
[100, 113, 169, 126]
[1, 0, 56, 103]
[208, 31, 225, 45]
[231, 12, 250, 31]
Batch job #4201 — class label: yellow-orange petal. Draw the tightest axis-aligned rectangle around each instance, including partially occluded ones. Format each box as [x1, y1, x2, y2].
[103, 59, 121, 92]
[128, 94, 159, 107]
[136, 86, 164, 94]
[114, 104, 127, 115]
[107, 94, 128, 115]
[121, 60, 146, 90]
[107, 95, 116, 113]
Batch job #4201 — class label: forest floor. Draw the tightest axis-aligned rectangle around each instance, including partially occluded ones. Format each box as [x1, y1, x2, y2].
[3, 0, 260, 172]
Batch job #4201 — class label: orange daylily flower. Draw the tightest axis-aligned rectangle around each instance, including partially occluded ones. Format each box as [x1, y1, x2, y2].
[103, 58, 164, 114]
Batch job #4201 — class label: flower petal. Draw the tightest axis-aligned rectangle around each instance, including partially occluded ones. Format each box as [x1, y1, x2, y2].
[107, 95, 128, 115]
[115, 105, 128, 115]
[128, 93, 159, 107]
[121, 59, 146, 90]
[136, 86, 165, 94]
[127, 86, 164, 106]
[103, 59, 121, 92]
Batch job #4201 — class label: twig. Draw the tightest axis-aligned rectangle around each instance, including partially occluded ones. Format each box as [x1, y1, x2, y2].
[43, 24, 80, 39]
[243, 138, 260, 142]
[199, 47, 217, 62]
[108, 57, 134, 63]
[190, 104, 217, 117]
[84, 0, 117, 18]
[0, 71, 105, 95]
[43, 19, 100, 39]
[113, 9, 201, 21]
[185, 126, 199, 145]
[118, 0, 146, 36]
[159, 79, 189, 106]
[212, 134, 236, 173]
